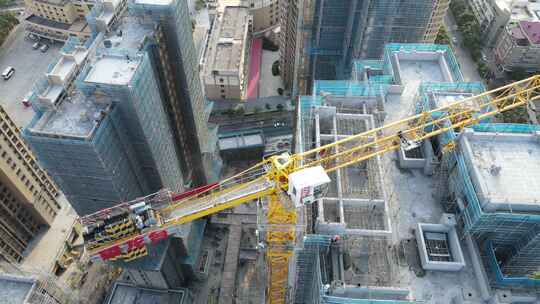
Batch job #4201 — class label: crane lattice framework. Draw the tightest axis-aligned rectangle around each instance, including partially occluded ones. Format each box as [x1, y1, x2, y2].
[81, 76, 540, 304]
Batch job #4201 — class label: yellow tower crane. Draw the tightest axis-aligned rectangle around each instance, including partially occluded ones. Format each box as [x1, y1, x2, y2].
[81, 76, 540, 304]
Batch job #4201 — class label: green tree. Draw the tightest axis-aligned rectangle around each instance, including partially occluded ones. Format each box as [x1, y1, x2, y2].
[477, 62, 489, 78]
[276, 103, 284, 111]
[195, 0, 204, 11]
[0, 13, 19, 46]
[435, 26, 451, 45]
[0, 0, 11, 7]
[265, 103, 272, 110]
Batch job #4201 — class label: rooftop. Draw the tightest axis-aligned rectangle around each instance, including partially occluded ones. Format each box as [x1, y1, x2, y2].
[106, 282, 190, 304]
[84, 54, 140, 85]
[431, 92, 475, 109]
[392, 51, 453, 84]
[103, 15, 155, 51]
[38, 83, 64, 105]
[29, 91, 110, 138]
[205, 6, 249, 75]
[460, 130, 540, 213]
[507, 0, 540, 21]
[25, 14, 91, 33]
[519, 20, 540, 44]
[219, 132, 264, 150]
[0, 274, 36, 304]
[132, 0, 172, 7]
[49, 56, 77, 82]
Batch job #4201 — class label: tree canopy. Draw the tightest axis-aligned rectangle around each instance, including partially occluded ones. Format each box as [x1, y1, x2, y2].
[0, 12, 19, 46]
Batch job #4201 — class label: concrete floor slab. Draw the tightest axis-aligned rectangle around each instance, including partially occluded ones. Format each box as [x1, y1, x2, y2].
[461, 131, 540, 213]
[398, 60, 445, 85]
[381, 78, 484, 303]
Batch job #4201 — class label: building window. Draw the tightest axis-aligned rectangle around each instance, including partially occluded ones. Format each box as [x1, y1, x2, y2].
[219, 78, 224, 83]
[220, 89, 225, 93]
[221, 95, 226, 99]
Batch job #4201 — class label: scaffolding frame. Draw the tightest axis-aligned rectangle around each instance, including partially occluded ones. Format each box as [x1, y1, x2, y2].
[382, 44, 463, 83]
[442, 123, 540, 286]
[308, 0, 444, 80]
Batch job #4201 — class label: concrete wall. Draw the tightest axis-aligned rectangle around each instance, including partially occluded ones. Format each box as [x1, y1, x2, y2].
[415, 222, 465, 271]
[397, 139, 438, 175]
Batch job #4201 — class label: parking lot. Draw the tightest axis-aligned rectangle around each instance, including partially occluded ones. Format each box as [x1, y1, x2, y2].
[0, 25, 61, 127]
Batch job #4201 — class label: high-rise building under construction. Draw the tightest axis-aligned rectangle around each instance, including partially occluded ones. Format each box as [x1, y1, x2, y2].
[23, 0, 221, 216]
[279, 0, 450, 91]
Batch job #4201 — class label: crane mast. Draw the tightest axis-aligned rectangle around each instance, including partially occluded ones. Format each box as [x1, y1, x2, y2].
[81, 76, 540, 303]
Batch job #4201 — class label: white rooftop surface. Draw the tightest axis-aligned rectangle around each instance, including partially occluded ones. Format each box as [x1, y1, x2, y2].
[98, 9, 115, 24]
[107, 16, 155, 51]
[39, 83, 63, 103]
[398, 60, 445, 84]
[507, 1, 540, 21]
[71, 47, 89, 64]
[31, 93, 108, 138]
[49, 56, 76, 81]
[432, 92, 474, 108]
[133, 0, 171, 6]
[495, 0, 512, 12]
[84, 56, 140, 85]
[461, 131, 540, 213]
[219, 133, 263, 150]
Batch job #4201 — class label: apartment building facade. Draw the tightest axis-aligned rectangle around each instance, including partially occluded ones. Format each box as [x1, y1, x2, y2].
[24, 0, 94, 42]
[493, 20, 540, 74]
[245, 0, 279, 32]
[0, 106, 60, 263]
[279, 0, 449, 92]
[203, 6, 251, 101]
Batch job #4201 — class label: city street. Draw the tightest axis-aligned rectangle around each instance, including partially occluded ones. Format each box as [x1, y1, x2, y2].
[0, 24, 61, 127]
[444, 11, 484, 84]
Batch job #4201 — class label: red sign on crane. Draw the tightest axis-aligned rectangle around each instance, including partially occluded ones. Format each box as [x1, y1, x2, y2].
[98, 245, 121, 260]
[95, 229, 171, 261]
[148, 230, 168, 243]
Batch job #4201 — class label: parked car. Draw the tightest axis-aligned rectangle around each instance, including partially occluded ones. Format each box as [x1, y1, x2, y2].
[32, 42, 41, 49]
[27, 33, 38, 41]
[481, 52, 488, 62]
[40, 44, 49, 53]
[2, 67, 15, 80]
[22, 91, 33, 108]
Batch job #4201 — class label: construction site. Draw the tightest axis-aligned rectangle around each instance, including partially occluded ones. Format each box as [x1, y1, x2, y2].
[293, 43, 540, 303]
[62, 41, 540, 304]
[14, 38, 540, 304]
[4, 0, 540, 302]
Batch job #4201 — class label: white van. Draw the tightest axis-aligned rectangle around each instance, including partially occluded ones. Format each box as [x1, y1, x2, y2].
[2, 67, 15, 80]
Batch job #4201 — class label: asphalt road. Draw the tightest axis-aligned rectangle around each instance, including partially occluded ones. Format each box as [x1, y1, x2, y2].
[0, 24, 61, 127]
